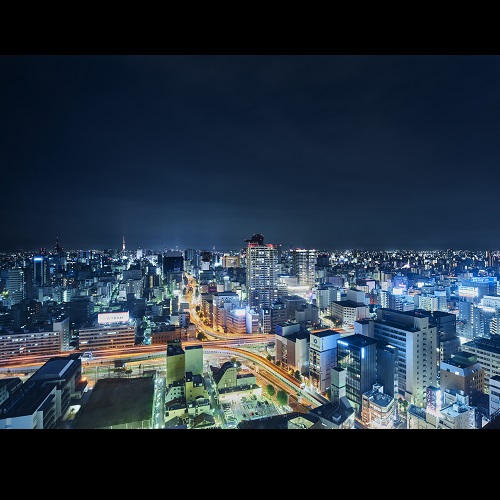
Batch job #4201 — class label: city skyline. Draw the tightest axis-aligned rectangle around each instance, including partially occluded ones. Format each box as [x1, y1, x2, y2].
[2, 54, 500, 252]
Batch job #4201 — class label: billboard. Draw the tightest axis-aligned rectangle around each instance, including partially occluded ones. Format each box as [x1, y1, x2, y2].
[98, 311, 130, 324]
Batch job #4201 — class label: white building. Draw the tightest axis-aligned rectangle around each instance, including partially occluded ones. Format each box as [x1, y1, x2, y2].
[373, 308, 438, 408]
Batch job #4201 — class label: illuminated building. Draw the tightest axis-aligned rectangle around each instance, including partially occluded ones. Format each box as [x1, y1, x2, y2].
[245, 233, 279, 310]
[361, 383, 396, 429]
[315, 284, 343, 311]
[260, 307, 271, 333]
[246, 307, 259, 333]
[211, 291, 239, 331]
[413, 309, 460, 371]
[0, 327, 62, 363]
[309, 329, 341, 395]
[372, 308, 438, 408]
[337, 333, 378, 415]
[330, 300, 368, 327]
[33, 255, 49, 287]
[437, 389, 475, 429]
[78, 312, 135, 351]
[274, 326, 309, 375]
[226, 308, 247, 335]
[291, 248, 317, 289]
[0, 353, 85, 429]
[7, 268, 25, 305]
[200, 293, 213, 327]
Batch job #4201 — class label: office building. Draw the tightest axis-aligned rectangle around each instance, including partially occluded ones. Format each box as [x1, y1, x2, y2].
[78, 311, 136, 352]
[212, 291, 239, 331]
[315, 284, 343, 311]
[291, 248, 317, 289]
[309, 329, 341, 395]
[7, 268, 26, 305]
[33, 255, 50, 288]
[0, 316, 70, 364]
[260, 307, 271, 334]
[330, 299, 369, 327]
[246, 307, 259, 334]
[415, 309, 460, 368]
[337, 333, 379, 416]
[372, 308, 438, 408]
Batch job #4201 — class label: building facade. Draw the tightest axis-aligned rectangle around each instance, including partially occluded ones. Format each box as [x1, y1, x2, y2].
[373, 308, 438, 408]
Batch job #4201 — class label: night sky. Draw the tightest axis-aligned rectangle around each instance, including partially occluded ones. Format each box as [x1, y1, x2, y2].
[1, 54, 500, 253]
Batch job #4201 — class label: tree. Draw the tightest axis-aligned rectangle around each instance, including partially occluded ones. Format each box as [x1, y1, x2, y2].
[266, 384, 276, 398]
[276, 389, 288, 406]
[196, 332, 205, 341]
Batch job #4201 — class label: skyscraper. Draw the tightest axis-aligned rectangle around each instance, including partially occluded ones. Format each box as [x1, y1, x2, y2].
[291, 248, 317, 289]
[245, 234, 278, 310]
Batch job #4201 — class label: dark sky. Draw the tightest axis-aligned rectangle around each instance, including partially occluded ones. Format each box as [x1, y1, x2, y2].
[1, 54, 500, 253]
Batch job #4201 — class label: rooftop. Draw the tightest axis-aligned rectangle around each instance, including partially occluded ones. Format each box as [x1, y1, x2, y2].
[73, 376, 154, 429]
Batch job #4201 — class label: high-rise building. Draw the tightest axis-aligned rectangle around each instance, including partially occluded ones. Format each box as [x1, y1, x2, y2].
[291, 248, 317, 289]
[245, 234, 278, 310]
[7, 268, 26, 305]
[372, 308, 438, 408]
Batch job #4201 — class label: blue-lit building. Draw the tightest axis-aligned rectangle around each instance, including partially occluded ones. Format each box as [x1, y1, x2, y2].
[337, 334, 378, 416]
[337, 333, 399, 418]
